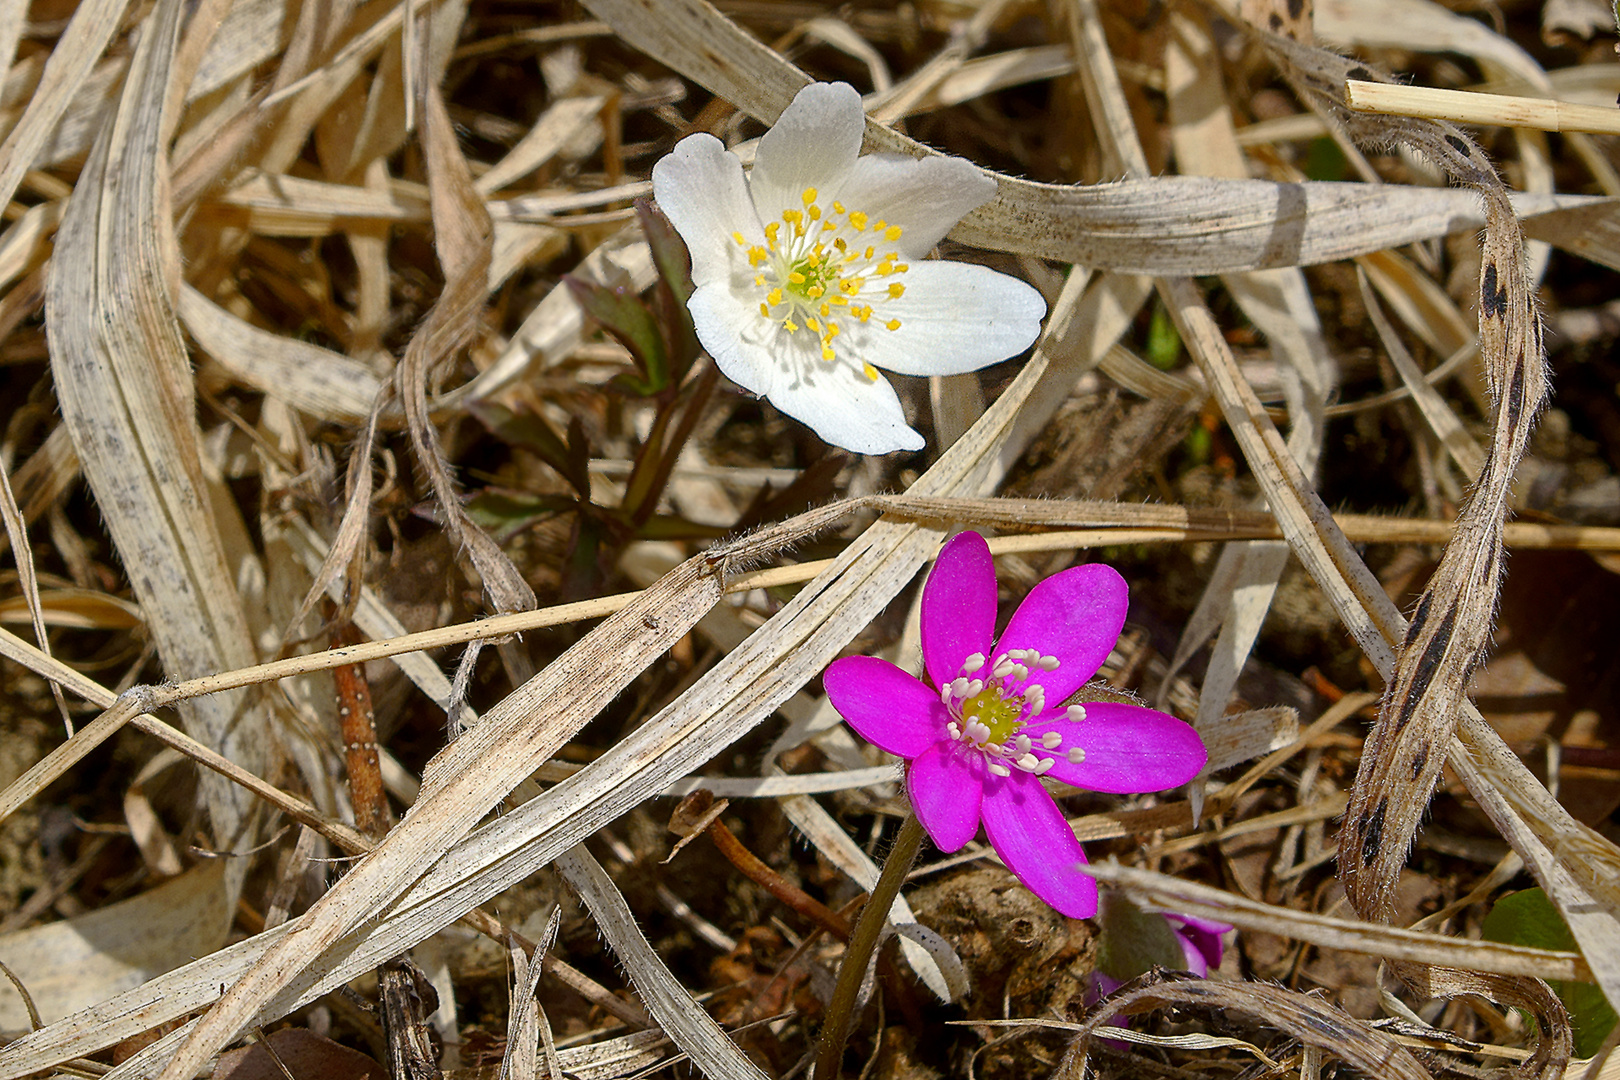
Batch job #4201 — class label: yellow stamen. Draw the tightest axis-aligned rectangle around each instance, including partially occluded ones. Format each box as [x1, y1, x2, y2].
[759, 302, 770, 318]
[886, 318, 902, 331]
[767, 288, 784, 307]
[819, 302, 831, 317]
[888, 283, 905, 299]
[788, 272, 807, 285]
[802, 187, 818, 205]
[732, 231, 745, 245]
[862, 362, 879, 381]
[849, 210, 868, 231]
[821, 345, 836, 361]
[764, 222, 780, 243]
[885, 225, 902, 242]
[807, 205, 821, 221]
[784, 318, 799, 332]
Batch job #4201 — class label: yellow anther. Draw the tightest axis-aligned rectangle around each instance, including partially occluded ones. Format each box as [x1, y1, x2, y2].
[862, 362, 879, 381]
[821, 345, 836, 361]
[807, 317, 822, 333]
[856, 306, 872, 323]
[832, 201, 845, 214]
[822, 221, 836, 232]
[808, 205, 821, 221]
[767, 288, 784, 307]
[885, 225, 902, 242]
[885, 318, 902, 331]
[873, 220, 887, 233]
[754, 274, 765, 287]
[802, 187, 818, 204]
[783, 209, 803, 226]
[819, 302, 831, 317]
[895, 263, 909, 272]
[888, 283, 906, 299]
[784, 318, 799, 332]
[764, 222, 780, 243]
[788, 271, 807, 285]
[826, 323, 840, 339]
[732, 231, 746, 245]
[833, 237, 847, 251]
[747, 246, 767, 266]
[849, 210, 868, 231]
[864, 246, 875, 259]
[759, 302, 770, 318]
[828, 296, 848, 306]
[807, 285, 825, 299]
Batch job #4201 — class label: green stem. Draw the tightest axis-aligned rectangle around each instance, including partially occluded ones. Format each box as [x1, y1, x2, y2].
[813, 812, 926, 1080]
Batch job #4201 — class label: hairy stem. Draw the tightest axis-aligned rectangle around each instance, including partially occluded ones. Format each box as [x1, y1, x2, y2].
[813, 812, 926, 1080]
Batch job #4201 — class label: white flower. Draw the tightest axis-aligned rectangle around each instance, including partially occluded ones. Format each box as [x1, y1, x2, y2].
[650, 82, 1047, 454]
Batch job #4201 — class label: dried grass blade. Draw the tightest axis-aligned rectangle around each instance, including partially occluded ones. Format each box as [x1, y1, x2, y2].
[0, 0, 132, 213]
[400, 85, 534, 616]
[44, 0, 267, 848]
[556, 849, 768, 1080]
[1068, 977, 1434, 1079]
[575, 0, 1604, 271]
[1085, 862, 1589, 982]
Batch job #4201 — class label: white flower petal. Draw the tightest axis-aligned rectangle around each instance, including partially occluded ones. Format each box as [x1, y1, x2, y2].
[687, 282, 784, 401]
[688, 284, 923, 454]
[776, 353, 924, 454]
[651, 134, 759, 288]
[833, 154, 996, 259]
[749, 82, 864, 226]
[846, 262, 1046, 376]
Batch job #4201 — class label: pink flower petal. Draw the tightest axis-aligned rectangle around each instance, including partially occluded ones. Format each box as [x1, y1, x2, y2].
[1169, 914, 1230, 973]
[824, 656, 947, 758]
[907, 743, 984, 852]
[993, 563, 1127, 705]
[921, 532, 996, 687]
[980, 768, 1097, 919]
[1025, 702, 1206, 794]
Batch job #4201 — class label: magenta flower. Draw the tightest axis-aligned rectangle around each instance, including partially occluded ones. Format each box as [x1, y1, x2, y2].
[822, 532, 1207, 919]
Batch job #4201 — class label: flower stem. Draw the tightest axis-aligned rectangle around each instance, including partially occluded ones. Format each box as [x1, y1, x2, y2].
[813, 812, 926, 1080]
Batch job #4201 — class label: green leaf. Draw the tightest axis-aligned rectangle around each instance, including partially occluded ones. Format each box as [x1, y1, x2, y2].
[464, 491, 577, 541]
[1096, 893, 1187, 982]
[1483, 888, 1618, 1057]
[1146, 302, 1182, 370]
[565, 274, 669, 394]
[467, 401, 591, 497]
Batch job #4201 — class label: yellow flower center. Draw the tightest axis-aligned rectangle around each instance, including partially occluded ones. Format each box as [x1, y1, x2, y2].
[731, 186, 911, 383]
[960, 686, 1026, 745]
[942, 649, 1087, 779]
